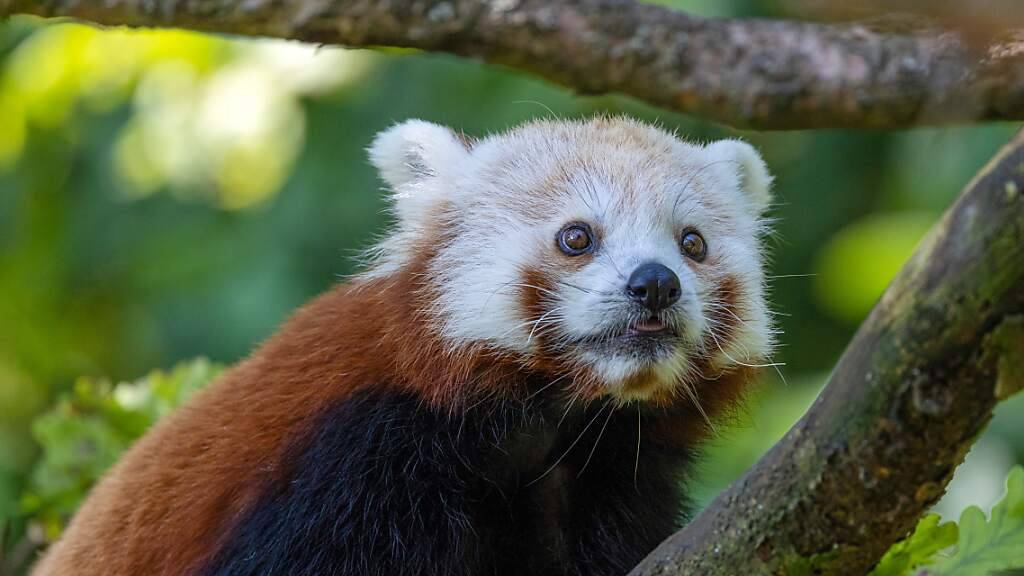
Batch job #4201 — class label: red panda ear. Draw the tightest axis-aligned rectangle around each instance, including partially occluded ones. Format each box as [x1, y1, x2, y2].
[368, 120, 470, 191]
[369, 120, 471, 229]
[704, 139, 773, 217]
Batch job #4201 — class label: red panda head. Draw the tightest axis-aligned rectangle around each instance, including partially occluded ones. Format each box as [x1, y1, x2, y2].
[365, 117, 774, 406]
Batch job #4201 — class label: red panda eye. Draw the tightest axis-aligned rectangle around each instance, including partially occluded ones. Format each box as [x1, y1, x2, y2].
[558, 224, 594, 256]
[681, 231, 707, 262]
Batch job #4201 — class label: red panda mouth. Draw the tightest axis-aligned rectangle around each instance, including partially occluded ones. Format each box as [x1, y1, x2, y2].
[590, 317, 680, 359]
[571, 317, 680, 356]
[627, 317, 671, 336]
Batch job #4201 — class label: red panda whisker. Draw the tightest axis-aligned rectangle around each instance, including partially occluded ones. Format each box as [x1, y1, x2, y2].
[577, 404, 615, 479]
[555, 280, 614, 297]
[524, 372, 572, 402]
[527, 400, 612, 488]
[681, 376, 715, 435]
[556, 388, 583, 430]
[634, 405, 642, 493]
[526, 307, 567, 347]
[505, 283, 562, 299]
[38, 117, 776, 576]
[479, 278, 532, 314]
[595, 251, 629, 283]
[706, 325, 785, 369]
[702, 308, 786, 384]
[496, 307, 567, 341]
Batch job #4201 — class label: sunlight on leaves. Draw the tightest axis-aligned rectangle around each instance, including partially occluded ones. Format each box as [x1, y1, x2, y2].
[0, 20, 370, 209]
[20, 359, 221, 541]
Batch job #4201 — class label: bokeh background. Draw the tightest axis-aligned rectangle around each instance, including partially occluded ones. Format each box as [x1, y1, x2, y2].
[2, 0, 1023, 571]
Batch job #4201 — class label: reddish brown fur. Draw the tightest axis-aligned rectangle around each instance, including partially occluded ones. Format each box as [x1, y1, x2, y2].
[704, 274, 743, 348]
[517, 266, 608, 402]
[32, 251, 528, 575]
[645, 273, 751, 443]
[35, 242, 759, 576]
[35, 117, 771, 575]
[644, 366, 757, 445]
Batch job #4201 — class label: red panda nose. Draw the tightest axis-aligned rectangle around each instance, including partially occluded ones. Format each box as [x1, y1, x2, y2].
[626, 262, 681, 313]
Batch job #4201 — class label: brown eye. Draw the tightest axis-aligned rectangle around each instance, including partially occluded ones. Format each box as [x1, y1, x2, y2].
[681, 231, 707, 262]
[558, 223, 594, 256]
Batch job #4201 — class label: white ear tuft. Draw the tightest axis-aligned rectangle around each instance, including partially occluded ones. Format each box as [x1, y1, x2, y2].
[368, 120, 469, 191]
[704, 139, 773, 216]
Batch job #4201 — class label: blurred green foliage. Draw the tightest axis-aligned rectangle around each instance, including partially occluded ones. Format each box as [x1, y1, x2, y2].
[1, 0, 1023, 570]
[814, 213, 935, 323]
[21, 358, 220, 541]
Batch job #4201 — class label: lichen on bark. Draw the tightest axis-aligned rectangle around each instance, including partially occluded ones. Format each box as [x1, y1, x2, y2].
[4, 0, 1024, 129]
[630, 129, 1024, 575]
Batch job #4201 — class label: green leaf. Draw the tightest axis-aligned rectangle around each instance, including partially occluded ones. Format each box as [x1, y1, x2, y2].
[870, 514, 958, 576]
[20, 358, 221, 540]
[929, 466, 1024, 576]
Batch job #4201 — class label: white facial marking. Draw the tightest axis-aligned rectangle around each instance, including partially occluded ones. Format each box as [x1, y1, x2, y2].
[364, 117, 774, 401]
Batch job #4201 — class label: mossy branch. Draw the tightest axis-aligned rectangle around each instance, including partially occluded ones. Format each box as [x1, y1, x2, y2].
[2, 2, 1024, 574]
[630, 130, 1024, 574]
[3, 0, 1024, 129]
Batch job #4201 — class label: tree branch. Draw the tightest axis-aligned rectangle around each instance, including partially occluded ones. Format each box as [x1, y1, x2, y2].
[3, 0, 1024, 129]
[630, 130, 1024, 574]
[3, 2, 1024, 574]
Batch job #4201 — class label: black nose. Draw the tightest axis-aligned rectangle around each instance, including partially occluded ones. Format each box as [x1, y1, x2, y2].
[626, 262, 681, 313]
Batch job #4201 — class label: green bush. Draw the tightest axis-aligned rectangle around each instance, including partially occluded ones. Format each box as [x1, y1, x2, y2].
[19, 359, 221, 541]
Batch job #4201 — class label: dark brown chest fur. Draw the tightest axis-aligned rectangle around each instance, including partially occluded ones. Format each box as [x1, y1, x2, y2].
[199, 385, 695, 576]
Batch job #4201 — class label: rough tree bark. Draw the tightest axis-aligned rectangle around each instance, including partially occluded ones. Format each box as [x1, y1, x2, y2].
[2, 2, 1024, 575]
[630, 129, 1024, 574]
[3, 0, 1024, 129]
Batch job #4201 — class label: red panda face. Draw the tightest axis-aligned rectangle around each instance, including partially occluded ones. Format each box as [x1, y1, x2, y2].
[367, 117, 774, 405]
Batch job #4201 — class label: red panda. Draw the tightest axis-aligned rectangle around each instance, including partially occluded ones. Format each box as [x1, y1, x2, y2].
[32, 117, 775, 576]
